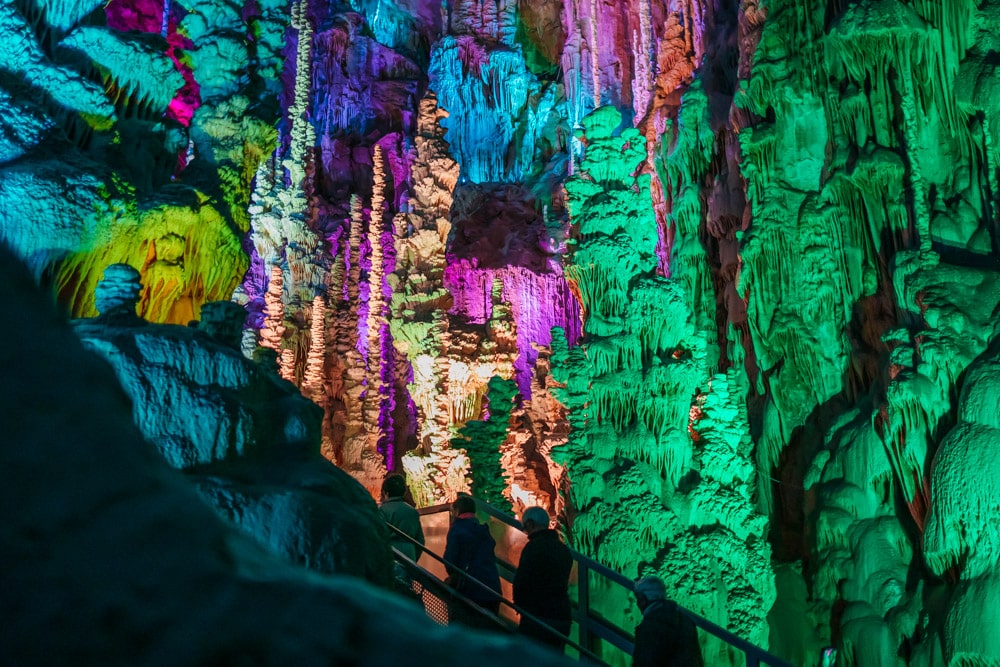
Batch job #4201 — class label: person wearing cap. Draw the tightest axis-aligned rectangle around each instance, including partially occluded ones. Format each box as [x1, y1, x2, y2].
[632, 575, 703, 667]
[513, 506, 574, 651]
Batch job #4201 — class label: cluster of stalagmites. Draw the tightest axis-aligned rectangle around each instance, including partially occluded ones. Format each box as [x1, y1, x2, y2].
[1, 243, 578, 667]
[552, 104, 773, 663]
[76, 262, 392, 581]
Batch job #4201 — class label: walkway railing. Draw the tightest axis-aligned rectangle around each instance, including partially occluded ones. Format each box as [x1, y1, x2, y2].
[387, 524, 610, 665]
[404, 498, 794, 667]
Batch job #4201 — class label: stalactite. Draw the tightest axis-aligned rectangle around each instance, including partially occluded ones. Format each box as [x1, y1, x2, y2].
[897, 66, 933, 255]
[285, 0, 314, 191]
[428, 37, 554, 183]
[160, 0, 170, 37]
[632, 0, 653, 120]
[588, 0, 600, 110]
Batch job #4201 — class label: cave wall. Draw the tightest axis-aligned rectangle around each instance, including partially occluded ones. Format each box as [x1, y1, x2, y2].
[3, 0, 1000, 665]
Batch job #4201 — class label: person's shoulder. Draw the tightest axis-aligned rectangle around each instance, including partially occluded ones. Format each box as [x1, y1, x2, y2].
[450, 516, 476, 535]
[477, 521, 496, 543]
[547, 531, 572, 553]
[383, 499, 414, 513]
[649, 600, 691, 626]
[398, 501, 419, 515]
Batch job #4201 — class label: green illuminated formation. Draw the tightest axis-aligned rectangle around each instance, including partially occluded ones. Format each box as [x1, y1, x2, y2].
[655, 80, 718, 363]
[197, 97, 279, 235]
[925, 343, 1000, 663]
[554, 105, 773, 661]
[740, 1, 1000, 664]
[451, 375, 517, 511]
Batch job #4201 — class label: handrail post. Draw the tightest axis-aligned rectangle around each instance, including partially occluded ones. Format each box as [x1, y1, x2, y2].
[444, 499, 795, 667]
[576, 559, 592, 661]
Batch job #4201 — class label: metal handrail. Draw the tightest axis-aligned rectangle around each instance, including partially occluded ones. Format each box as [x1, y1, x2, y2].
[386, 522, 610, 666]
[468, 498, 795, 667]
[389, 543, 510, 631]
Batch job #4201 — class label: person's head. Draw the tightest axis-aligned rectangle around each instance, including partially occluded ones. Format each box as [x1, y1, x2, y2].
[382, 474, 407, 500]
[451, 494, 476, 518]
[520, 506, 550, 535]
[634, 575, 667, 611]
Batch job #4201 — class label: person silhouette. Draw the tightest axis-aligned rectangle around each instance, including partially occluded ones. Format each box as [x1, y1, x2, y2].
[632, 575, 703, 667]
[443, 495, 502, 616]
[379, 475, 424, 562]
[513, 506, 573, 651]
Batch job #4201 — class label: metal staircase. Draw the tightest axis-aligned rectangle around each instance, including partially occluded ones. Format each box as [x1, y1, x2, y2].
[387, 498, 794, 667]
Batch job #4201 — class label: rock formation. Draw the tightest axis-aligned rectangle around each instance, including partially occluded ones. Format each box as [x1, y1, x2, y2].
[5, 0, 1000, 664]
[77, 264, 393, 582]
[0, 242, 575, 667]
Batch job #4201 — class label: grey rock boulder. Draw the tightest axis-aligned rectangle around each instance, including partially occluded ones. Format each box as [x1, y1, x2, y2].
[72, 303, 392, 584]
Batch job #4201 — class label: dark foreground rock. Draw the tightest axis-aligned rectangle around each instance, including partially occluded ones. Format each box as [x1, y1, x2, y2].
[0, 243, 572, 667]
[72, 285, 393, 584]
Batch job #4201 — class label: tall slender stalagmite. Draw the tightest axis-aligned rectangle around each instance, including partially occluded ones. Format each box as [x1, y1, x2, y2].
[259, 266, 285, 352]
[302, 294, 326, 398]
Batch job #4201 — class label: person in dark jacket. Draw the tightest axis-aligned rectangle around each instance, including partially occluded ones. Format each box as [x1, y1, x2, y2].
[379, 475, 425, 562]
[632, 575, 703, 667]
[513, 506, 574, 651]
[443, 495, 502, 614]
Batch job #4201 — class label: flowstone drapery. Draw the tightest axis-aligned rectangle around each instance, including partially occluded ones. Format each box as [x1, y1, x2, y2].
[552, 106, 773, 662]
[739, 2, 1000, 664]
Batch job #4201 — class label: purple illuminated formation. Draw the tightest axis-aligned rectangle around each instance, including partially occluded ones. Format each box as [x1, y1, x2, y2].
[445, 260, 580, 394]
[105, 0, 200, 126]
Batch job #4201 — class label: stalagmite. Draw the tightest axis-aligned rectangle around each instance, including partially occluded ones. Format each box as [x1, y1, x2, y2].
[301, 295, 326, 397]
[259, 266, 285, 352]
[94, 264, 143, 319]
[365, 147, 388, 418]
[348, 195, 364, 302]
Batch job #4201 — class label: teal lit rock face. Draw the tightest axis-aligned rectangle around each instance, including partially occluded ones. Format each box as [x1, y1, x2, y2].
[0, 0, 281, 323]
[429, 35, 564, 184]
